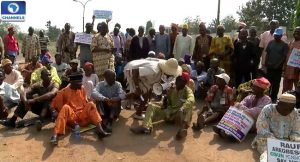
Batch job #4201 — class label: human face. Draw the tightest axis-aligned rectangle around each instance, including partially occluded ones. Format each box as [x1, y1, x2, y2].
[114, 28, 119, 36]
[65, 23, 71, 32]
[239, 29, 248, 42]
[182, 28, 188, 36]
[270, 22, 278, 32]
[85, 24, 93, 33]
[217, 27, 225, 37]
[105, 72, 116, 86]
[293, 28, 300, 41]
[41, 70, 51, 82]
[171, 26, 177, 33]
[216, 77, 226, 88]
[39, 30, 44, 37]
[70, 63, 78, 71]
[276, 101, 295, 116]
[70, 80, 82, 90]
[210, 59, 219, 69]
[28, 27, 34, 35]
[251, 84, 264, 96]
[274, 35, 282, 41]
[3, 64, 12, 75]
[84, 67, 92, 77]
[100, 24, 108, 36]
[149, 29, 155, 37]
[249, 29, 257, 38]
[32, 57, 38, 65]
[138, 28, 144, 37]
[55, 55, 62, 65]
[199, 25, 206, 35]
[159, 25, 165, 34]
[175, 77, 186, 91]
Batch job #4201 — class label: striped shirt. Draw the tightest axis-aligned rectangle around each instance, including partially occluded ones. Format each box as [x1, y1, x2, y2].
[39, 36, 50, 50]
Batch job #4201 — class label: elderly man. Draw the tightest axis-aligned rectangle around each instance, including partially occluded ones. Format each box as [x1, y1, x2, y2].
[2, 59, 23, 89]
[209, 25, 234, 74]
[50, 73, 110, 145]
[111, 27, 124, 55]
[155, 25, 170, 59]
[51, 54, 70, 79]
[21, 55, 43, 85]
[124, 58, 182, 119]
[173, 24, 193, 60]
[60, 59, 83, 89]
[130, 75, 195, 140]
[193, 73, 234, 131]
[212, 77, 272, 140]
[0, 69, 59, 130]
[129, 26, 150, 61]
[31, 56, 61, 87]
[206, 58, 225, 88]
[57, 23, 76, 63]
[252, 93, 300, 162]
[22, 27, 41, 63]
[92, 70, 127, 133]
[0, 71, 20, 119]
[193, 22, 212, 71]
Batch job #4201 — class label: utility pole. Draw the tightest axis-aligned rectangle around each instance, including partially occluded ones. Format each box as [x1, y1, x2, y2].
[216, 0, 221, 26]
[73, 0, 92, 32]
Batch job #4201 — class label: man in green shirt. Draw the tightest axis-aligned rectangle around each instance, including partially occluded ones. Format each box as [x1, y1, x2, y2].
[130, 75, 195, 140]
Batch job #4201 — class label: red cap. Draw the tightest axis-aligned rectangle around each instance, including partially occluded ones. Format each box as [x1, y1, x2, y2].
[181, 72, 190, 82]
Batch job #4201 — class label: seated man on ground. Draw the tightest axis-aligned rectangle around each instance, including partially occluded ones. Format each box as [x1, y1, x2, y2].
[206, 58, 225, 88]
[31, 56, 61, 87]
[21, 55, 43, 86]
[252, 93, 300, 162]
[60, 59, 83, 89]
[2, 59, 24, 90]
[213, 77, 272, 140]
[50, 72, 110, 145]
[0, 69, 59, 130]
[51, 53, 69, 79]
[82, 62, 99, 99]
[192, 73, 233, 131]
[92, 69, 128, 133]
[0, 71, 20, 119]
[130, 75, 195, 140]
[191, 61, 207, 98]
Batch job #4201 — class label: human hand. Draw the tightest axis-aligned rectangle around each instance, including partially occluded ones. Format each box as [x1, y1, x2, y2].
[51, 110, 58, 121]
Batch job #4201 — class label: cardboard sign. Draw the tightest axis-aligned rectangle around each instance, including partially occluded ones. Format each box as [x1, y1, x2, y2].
[216, 106, 254, 142]
[267, 138, 300, 162]
[287, 48, 300, 68]
[74, 32, 92, 45]
[93, 10, 112, 19]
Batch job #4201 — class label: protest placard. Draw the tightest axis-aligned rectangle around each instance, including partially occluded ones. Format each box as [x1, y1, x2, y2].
[74, 33, 92, 45]
[93, 10, 112, 20]
[267, 138, 300, 162]
[216, 106, 254, 142]
[287, 48, 300, 68]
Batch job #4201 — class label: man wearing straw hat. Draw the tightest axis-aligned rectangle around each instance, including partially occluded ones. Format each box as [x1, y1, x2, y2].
[124, 57, 182, 120]
[252, 93, 300, 162]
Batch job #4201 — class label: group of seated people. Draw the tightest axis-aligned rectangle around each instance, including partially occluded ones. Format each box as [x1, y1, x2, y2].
[0, 52, 298, 162]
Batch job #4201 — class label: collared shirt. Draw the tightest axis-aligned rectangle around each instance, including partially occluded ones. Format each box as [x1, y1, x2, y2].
[4, 69, 24, 89]
[31, 66, 61, 86]
[206, 85, 234, 112]
[111, 34, 124, 54]
[92, 81, 125, 101]
[266, 40, 288, 69]
[236, 94, 271, 119]
[83, 74, 99, 87]
[51, 62, 70, 78]
[173, 35, 193, 60]
[166, 86, 195, 112]
[4, 34, 19, 52]
[155, 33, 170, 57]
[0, 82, 20, 104]
[39, 36, 50, 50]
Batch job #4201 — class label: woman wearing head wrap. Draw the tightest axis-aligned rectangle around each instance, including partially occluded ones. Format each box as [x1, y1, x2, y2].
[83, 62, 99, 99]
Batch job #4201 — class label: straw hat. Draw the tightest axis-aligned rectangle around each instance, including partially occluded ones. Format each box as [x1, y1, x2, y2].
[158, 58, 182, 77]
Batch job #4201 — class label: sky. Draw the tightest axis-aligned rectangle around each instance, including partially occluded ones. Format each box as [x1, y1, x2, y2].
[10, 0, 249, 33]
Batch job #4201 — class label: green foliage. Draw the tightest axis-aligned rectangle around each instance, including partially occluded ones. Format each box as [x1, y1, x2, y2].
[0, 22, 23, 39]
[295, 0, 300, 27]
[45, 20, 61, 42]
[221, 15, 238, 32]
[207, 19, 218, 33]
[183, 15, 201, 35]
[145, 20, 153, 35]
[237, 0, 297, 30]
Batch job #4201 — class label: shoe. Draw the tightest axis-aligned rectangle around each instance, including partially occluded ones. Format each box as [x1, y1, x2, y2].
[50, 136, 58, 146]
[175, 129, 187, 140]
[192, 123, 204, 131]
[133, 113, 145, 120]
[130, 126, 152, 134]
[105, 122, 112, 133]
[35, 120, 43, 132]
[212, 125, 222, 136]
[95, 127, 111, 139]
[0, 119, 16, 128]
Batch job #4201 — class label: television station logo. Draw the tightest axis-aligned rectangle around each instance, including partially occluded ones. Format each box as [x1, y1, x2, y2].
[1, 1, 26, 22]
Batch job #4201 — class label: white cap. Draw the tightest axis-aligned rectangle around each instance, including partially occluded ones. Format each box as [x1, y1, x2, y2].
[215, 73, 230, 84]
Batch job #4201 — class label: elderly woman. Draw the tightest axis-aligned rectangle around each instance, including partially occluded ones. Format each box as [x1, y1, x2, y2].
[252, 93, 300, 162]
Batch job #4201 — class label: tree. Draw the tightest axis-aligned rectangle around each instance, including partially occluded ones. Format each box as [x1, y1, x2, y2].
[221, 15, 238, 32]
[145, 20, 153, 34]
[207, 19, 218, 33]
[237, 0, 297, 30]
[295, 0, 300, 27]
[183, 15, 201, 35]
[45, 21, 61, 42]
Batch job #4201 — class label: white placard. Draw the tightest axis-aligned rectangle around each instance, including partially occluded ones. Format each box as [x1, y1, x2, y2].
[93, 10, 112, 20]
[287, 48, 300, 68]
[74, 33, 92, 45]
[267, 138, 300, 162]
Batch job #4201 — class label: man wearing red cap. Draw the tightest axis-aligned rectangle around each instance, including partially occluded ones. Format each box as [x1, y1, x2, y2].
[130, 75, 195, 140]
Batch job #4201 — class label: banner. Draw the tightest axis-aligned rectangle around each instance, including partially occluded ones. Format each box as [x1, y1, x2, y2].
[93, 10, 112, 20]
[287, 48, 300, 68]
[216, 106, 254, 142]
[267, 138, 300, 162]
[74, 33, 92, 45]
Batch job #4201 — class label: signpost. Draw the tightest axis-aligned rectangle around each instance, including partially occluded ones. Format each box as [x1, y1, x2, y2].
[93, 10, 112, 20]
[216, 107, 254, 142]
[74, 32, 92, 45]
[287, 48, 300, 68]
[267, 138, 300, 162]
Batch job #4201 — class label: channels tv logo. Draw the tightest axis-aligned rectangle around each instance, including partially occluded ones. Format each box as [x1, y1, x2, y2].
[1, 1, 26, 22]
